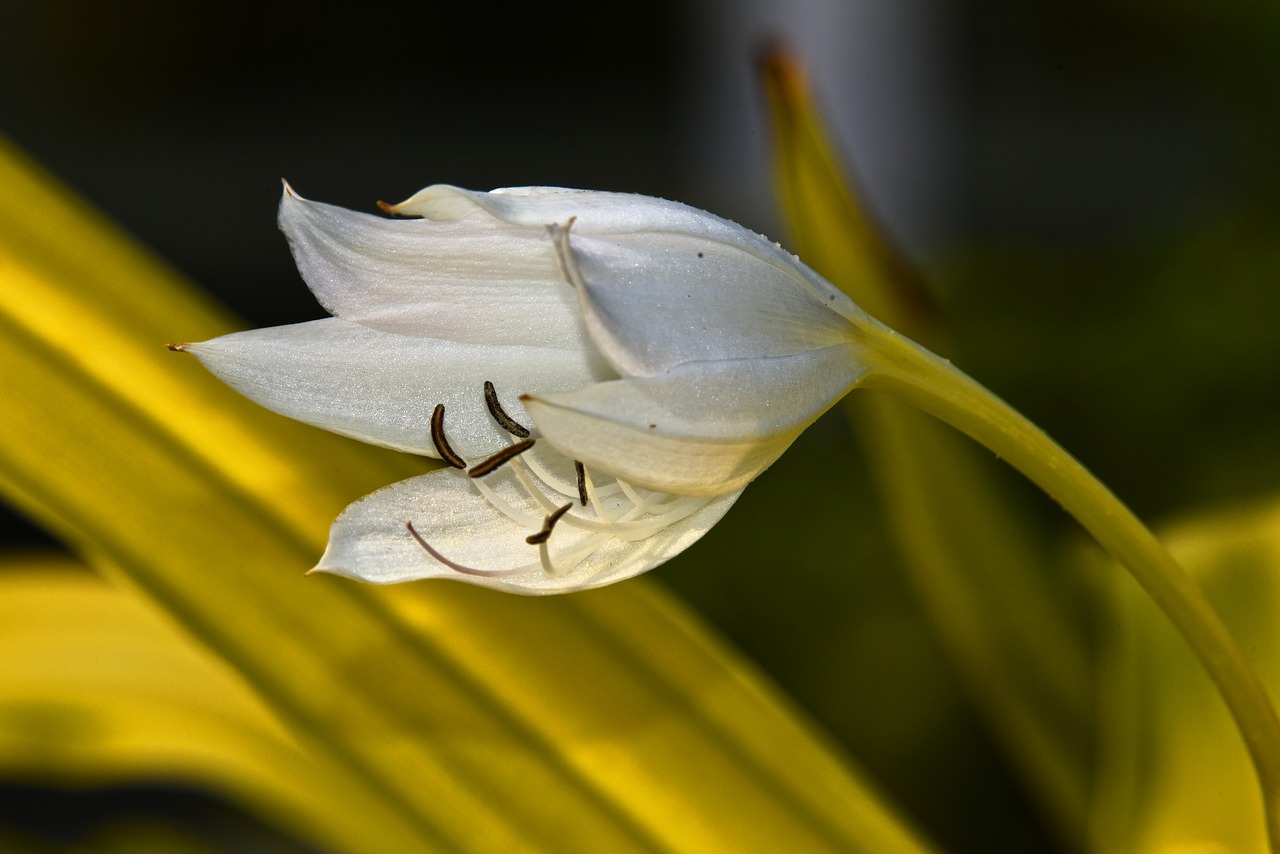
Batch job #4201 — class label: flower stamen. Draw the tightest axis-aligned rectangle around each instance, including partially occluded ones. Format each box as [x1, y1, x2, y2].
[406, 521, 530, 577]
[526, 502, 573, 545]
[468, 438, 535, 478]
[548, 217, 581, 289]
[616, 478, 650, 512]
[483, 379, 531, 438]
[515, 452, 578, 500]
[580, 466, 620, 523]
[574, 461, 588, 506]
[508, 457, 567, 518]
[537, 540, 558, 576]
[429, 403, 466, 469]
[546, 533, 614, 578]
[505, 456, 710, 540]
[470, 474, 542, 528]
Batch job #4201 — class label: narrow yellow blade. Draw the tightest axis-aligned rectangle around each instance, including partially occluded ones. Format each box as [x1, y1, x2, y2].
[0, 553, 426, 853]
[764, 50, 1094, 843]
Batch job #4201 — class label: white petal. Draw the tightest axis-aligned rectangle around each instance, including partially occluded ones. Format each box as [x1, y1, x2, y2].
[313, 466, 742, 594]
[550, 221, 862, 377]
[389, 185, 733, 237]
[392, 185, 835, 262]
[389, 185, 865, 363]
[277, 184, 585, 349]
[522, 344, 867, 496]
[184, 319, 611, 459]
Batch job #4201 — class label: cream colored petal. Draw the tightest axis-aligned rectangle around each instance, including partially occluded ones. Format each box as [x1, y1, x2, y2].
[553, 224, 862, 377]
[523, 344, 867, 496]
[389, 184, 867, 337]
[278, 184, 586, 349]
[387, 185, 730, 237]
[184, 318, 611, 459]
[314, 466, 742, 594]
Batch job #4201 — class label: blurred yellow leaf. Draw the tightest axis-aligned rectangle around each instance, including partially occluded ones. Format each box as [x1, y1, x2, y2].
[0, 552, 423, 853]
[0, 136, 933, 852]
[1089, 500, 1280, 853]
[761, 50, 931, 335]
[763, 49, 1094, 844]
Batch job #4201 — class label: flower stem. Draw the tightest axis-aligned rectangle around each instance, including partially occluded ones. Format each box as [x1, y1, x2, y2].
[860, 324, 1280, 851]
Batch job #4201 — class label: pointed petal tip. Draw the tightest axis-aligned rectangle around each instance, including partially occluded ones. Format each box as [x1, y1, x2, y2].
[278, 180, 308, 219]
[307, 560, 348, 580]
[165, 342, 188, 352]
[304, 564, 343, 579]
[279, 179, 316, 209]
[548, 224, 587, 293]
[759, 43, 805, 88]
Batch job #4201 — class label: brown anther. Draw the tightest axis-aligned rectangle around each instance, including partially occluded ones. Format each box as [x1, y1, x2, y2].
[467, 438, 535, 478]
[526, 502, 573, 545]
[574, 461, 588, 507]
[484, 380, 531, 438]
[430, 403, 466, 469]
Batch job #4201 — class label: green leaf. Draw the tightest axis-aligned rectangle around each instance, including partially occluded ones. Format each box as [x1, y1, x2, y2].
[0, 136, 932, 853]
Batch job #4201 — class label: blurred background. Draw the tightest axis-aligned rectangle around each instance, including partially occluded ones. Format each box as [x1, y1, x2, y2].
[2, 0, 1278, 850]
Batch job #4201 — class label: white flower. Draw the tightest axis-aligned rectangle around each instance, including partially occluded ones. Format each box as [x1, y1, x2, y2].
[179, 183, 872, 594]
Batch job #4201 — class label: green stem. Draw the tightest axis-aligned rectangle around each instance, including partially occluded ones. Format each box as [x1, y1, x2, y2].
[859, 324, 1280, 852]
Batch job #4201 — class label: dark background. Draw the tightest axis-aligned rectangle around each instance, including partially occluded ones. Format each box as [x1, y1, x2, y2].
[3, 1, 1279, 851]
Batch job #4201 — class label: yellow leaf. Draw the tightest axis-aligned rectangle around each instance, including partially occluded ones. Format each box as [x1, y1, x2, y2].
[1089, 500, 1280, 853]
[761, 48, 931, 337]
[0, 136, 933, 852]
[763, 49, 1094, 845]
[0, 552, 425, 853]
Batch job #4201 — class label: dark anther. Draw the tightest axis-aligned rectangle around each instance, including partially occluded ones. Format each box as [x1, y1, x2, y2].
[484, 380, 532, 437]
[526, 502, 573, 545]
[430, 403, 466, 469]
[574, 461, 588, 506]
[467, 438, 536, 478]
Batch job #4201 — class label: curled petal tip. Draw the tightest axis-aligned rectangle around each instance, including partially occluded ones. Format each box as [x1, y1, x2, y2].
[374, 199, 422, 219]
[545, 216, 577, 241]
[758, 43, 806, 86]
[373, 195, 424, 218]
[280, 179, 309, 201]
